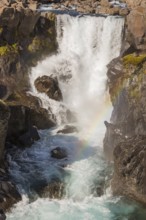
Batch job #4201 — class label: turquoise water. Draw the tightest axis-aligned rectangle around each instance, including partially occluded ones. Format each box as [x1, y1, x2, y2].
[7, 130, 146, 220]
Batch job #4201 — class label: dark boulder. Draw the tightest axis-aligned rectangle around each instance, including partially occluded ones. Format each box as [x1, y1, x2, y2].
[51, 147, 67, 159]
[57, 125, 78, 134]
[34, 75, 63, 101]
[0, 179, 21, 211]
[18, 126, 40, 147]
[6, 92, 55, 146]
[0, 209, 6, 220]
[38, 178, 64, 199]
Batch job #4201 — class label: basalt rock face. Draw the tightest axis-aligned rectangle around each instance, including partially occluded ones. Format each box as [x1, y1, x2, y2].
[112, 135, 146, 204]
[103, 0, 146, 205]
[105, 54, 146, 157]
[104, 53, 146, 203]
[0, 3, 57, 97]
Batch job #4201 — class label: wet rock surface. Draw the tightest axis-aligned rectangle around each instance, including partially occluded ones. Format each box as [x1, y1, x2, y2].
[35, 75, 63, 101]
[38, 178, 64, 199]
[51, 147, 67, 159]
[57, 125, 78, 134]
[0, 166, 21, 213]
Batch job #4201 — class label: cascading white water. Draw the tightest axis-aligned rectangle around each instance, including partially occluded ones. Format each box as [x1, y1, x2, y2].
[29, 14, 124, 145]
[7, 14, 139, 220]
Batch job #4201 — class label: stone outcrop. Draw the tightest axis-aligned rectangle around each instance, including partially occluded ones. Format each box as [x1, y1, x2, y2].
[6, 92, 55, 146]
[57, 125, 78, 134]
[123, 0, 146, 53]
[51, 147, 67, 159]
[0, 5, 57, 96]
[34, 75, 63, 101]
[39, 179, 64, 199]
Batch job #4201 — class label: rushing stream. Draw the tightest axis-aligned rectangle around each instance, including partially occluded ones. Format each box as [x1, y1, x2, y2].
[6, 14, 146, 220]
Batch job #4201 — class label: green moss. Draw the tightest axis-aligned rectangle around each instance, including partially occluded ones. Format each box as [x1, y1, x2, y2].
[123, 54, 146, 66]
[0, 27, 3, 34]
[0, 44, 19, 56]
[129, 86, 140, 99]
[28, 36, 55, 53]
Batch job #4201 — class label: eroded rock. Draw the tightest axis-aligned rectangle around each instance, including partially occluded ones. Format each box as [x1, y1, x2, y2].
[57, 125, 78, 134]
[51, 147, 67, 159]
[39, 179, 64, 199]
[35, 75, 63, 101]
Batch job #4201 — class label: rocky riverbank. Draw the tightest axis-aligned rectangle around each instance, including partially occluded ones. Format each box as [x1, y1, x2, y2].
[0, 1, 58, 214]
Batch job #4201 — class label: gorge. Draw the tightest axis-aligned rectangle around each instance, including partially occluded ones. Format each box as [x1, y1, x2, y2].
[1, 0, 146, 219]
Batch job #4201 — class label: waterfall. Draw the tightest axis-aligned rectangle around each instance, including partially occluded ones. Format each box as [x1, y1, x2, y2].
[7, 15, 132, 220]
[29, 14, 124, 145]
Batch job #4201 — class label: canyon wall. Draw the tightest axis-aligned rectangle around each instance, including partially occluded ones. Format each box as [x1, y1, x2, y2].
[1, 0, 146, 210]
[104, 0, 146, 205]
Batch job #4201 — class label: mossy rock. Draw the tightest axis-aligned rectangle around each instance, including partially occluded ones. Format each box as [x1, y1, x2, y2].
[0, 44, 19, 56]
[28, 36, 55, 53]
[123, 54, 146, 66]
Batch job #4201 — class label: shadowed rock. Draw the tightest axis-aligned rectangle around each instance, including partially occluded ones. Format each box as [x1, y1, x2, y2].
[35, 75, 63, 101]
[112, 135, 146, 205]
[57, 125, 78, 134]
[51, 147, 67, 159]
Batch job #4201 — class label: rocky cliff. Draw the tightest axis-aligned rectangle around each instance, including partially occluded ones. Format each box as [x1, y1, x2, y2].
[104, 0, 146, 206]
[0, 1, 58, 212]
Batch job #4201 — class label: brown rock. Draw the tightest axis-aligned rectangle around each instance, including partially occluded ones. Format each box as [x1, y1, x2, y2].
[34, 75, 63, 101]
[125, 0, 143, 9]
[127, 12, 144, 38]
[119, 7, 129, 16]
[100, 0, 110, 7]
